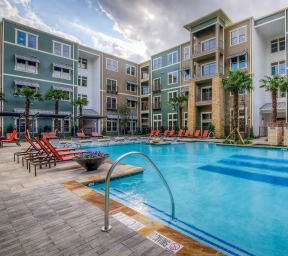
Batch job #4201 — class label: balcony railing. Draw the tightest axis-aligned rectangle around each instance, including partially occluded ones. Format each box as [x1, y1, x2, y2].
[107, 86, 118, 94]
[152, 102, 161, 110]
[141, 102, 149, 111]
[192, 40, 224, 56]
[141, 87, 150, 95]
[141, 73, 149, 80]
[106, 104, 117, 111]
[193, 65, 224, 79]
[152, 85, 161, 93]
[196, 92, 212, 102]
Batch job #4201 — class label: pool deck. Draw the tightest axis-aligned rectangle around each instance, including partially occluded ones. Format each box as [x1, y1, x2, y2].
[0, 142, 225, 256]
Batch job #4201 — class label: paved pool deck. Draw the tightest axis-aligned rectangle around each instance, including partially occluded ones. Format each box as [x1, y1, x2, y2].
[0, 143, 225, 256]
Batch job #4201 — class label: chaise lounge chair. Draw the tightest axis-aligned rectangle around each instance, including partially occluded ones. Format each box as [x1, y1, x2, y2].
[14, 135, 39, 163]
[76, 132, 89, 139]
[1, 130, 21, 147]
[91, 132, 103, 138]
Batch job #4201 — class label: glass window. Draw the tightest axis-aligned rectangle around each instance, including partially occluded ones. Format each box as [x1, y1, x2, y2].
[168, 71, 178, 84]
[63, 45, 70, 58]
[202, 113, 212, 120]
[239, 55, 246, 69]
[202, 87, 212, 101]
[184, 47, 190, 59]
[62, 69, 70, 80]
[53, 66, 62, 78]
[184, 69, 190, 81]
[17, 30, 26, 46]
[210, 62, 216, 74]
[279, 62, 286, 75]
[202, 41, 209, 51]
[168, 113, 177, 130]
[27, 61, 36, 73]
[153, 57, 161, 70]
[16, 58, 26, 72]
[239, 27, 246, 43]
[209, 38, 216, 49]
[54, 42, 62, 56]
[106, 58, 118, 71]
[28, 34, 36, 49]
[271, 63, 278, 75]
[279, 38, 285, 51]
[64, 119, 70, 132]
[168, 51, 177, 65]
[271, 40, 278, 53]
[231, 57, 238, 70]
[231, 30, 238, 45]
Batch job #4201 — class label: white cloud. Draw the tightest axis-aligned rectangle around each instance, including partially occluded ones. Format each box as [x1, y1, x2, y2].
[0, 0, 81, 43]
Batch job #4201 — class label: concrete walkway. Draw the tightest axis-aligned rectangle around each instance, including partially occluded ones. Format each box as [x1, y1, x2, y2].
[0, 143, 171, 256]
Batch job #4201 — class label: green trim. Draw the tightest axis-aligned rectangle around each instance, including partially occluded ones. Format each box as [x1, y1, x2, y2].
[254, 10, 285, 26]
[218, 17, 226, 27]
[190, 17, 217, 33]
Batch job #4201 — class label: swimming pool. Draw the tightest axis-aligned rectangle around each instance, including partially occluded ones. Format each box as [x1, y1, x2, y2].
[85, 142, 288, 256]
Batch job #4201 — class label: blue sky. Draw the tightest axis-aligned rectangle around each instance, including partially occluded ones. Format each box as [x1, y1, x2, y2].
[1, 0, 288, 63]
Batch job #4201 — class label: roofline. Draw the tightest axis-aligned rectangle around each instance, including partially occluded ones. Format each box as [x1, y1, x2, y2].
[226, 17, 253, 29]
[254, 7, 286, 22]
[151, 41, 190, 58]
[184, 8, 232, 31]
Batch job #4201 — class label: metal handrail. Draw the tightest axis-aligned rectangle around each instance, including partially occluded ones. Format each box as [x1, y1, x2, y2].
[101, 151, 175, 232]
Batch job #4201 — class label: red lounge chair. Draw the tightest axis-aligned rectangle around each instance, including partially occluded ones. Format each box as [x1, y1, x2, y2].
[76, 132, 89, 138]
[91, 132, 103, 138]
[34, 137, 75, 152]
[149, 130, 155, 136]
[162, 130, 169, 136]
[168, 130, 174, 136]
[192, 130, 200, 138]
[14, 135, 39, 163]
[1, 130, 21, 147]
[41, 132, 58, 139]
[176, 130, 183, 137]
[201, 130, 209, 138]
[154, 130, 160, 136]
[183, 130, 190, 137]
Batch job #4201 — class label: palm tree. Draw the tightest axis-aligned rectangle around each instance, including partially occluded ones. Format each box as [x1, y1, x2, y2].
[222, 70, 253, 141]
[168, 95, 188, 129]
[117, 103, 131, 135]
[45, 88, 68, 132]
[71, 98, 88, 131]
[260, 75, 288, 123]
[14, 87, 43, 135]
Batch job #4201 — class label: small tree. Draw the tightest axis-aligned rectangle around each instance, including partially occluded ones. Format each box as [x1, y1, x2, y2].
[222, 70, 253, 141]
[260, 75, 288, 123]
[0, 92, 6, 102]
[117, 103, 131, 135]
[168, 95, 188, 129]
[14, 87, 43, 136]
[71, 98, 88, 131]
[45, 88, 67, 132]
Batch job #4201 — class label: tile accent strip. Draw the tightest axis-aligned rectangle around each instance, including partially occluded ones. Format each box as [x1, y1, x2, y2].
[112, 212, 145, 231]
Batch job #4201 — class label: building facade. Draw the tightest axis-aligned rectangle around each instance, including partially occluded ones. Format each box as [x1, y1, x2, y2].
[0, 7, 287, 137]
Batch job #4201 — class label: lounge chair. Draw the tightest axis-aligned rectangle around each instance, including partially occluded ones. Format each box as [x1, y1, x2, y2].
[182, 130, 190, 137]
[149, 130, 155, 136]
[76, 132, 89, 139]
[191, 130, 200, 138]
[162, 130, 169, 136]
[1, 130, 21, 147]
[175, 130, 183, 137]
[41, 132, 58, 139]
[201, 130, 209, 138]
[154, 130, 160, 136]
[14, 135, 39, 163]
[168, 130, 174, 136]
[91, 132, 103, 138]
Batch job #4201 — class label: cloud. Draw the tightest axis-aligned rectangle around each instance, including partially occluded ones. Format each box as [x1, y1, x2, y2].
[0, 0, 81, 43]
[97, 0, 288, 58]
[71, 22, 148, 62]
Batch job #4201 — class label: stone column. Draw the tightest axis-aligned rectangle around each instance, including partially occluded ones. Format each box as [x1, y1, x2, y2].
[212, 77, 224, 137]
[268, 123, 283, 145]
[283, 123, 288, 146]
[188, 82, 196, 133]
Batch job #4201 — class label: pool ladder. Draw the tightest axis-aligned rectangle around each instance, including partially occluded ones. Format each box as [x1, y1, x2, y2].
[101, 151, 175, 232]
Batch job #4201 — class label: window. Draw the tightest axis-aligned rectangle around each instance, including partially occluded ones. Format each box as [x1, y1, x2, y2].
[106, 58, 118, 72]
[153, 96, 161, 109]
[271, 61, 286, 76]
[168, 113, 177, 130]
[153, 114, 162, 129]
[201, 87, 212, 101]
[141, 87, 149, 95]
[184, 47, 190, 60]
[107, 97, 117, 110]
[153, 57, 161, 70]
[202, 38, 216, 52]
[184, 69, 190, 81]
[230, 26, 246, 46]
[127, 100, 136, 108]
[230, 54, 247, 70]
[126, 81, 136, 92]
[53, 41, 71, 58]
[271, 38, 285, 53]
[52, 119, 62, 132]
[53, 66, 71, 80]
[78, 94, 88, 100]
[126, 64, 136, 76]
[202, 62, 216, 76]
[168, 91, 178, 101]
[16, 29, 37, 49]
[63, 119, 70, 133]
[106, 79, 117, 92]
[78, 58, 88, 69]
[15, 58, 38, 74]
[168, 51, 178, 65]
[168, 71, 178, 84]
[62, 91, 72, 101]
[106, 120, 117, 132]
[201, 112, 212, 132]
[16, 118, 37, 133]
[127, 121, 137, 133]
[153, 78, 161, 91]
[78, 76, 87, 87]
[183, 112, 188, 128]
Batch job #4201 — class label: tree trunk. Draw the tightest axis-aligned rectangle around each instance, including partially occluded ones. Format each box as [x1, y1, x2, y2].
[25, 99, 30, 136]
[79, 105, 83, 131]
[54, 100, 59, 132]
[233, 88, 239, 141]
[179, 107, 182, 130]
[272, 89, 277, 123]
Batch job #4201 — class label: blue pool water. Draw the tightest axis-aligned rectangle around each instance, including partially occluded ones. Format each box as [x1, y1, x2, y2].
[85, 142, 288, 256]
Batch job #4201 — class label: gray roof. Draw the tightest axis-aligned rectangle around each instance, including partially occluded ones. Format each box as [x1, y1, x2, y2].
[83, 109, 100, 116]
[15, 54, 40, 63]
[260, 102, 286, 113]
[53, 63, 73, 70]
[14, 79, 39, 88]
[227, 50, 247, 59]
[53, 85, 73, 92]
[107, 114, 138, 120]
[14, 108, 71, 115]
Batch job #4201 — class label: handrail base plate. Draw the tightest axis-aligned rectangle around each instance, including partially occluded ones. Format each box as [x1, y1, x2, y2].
[101, 225, 112, 232]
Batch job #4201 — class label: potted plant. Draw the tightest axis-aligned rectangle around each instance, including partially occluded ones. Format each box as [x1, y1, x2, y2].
[73, 151, 110, 171]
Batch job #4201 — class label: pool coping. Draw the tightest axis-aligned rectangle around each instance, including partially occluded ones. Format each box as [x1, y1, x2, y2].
[218, 143, 288, 150]
[61, 161, 226, 256]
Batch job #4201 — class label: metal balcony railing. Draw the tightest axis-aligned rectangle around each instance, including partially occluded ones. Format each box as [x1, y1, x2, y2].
[192, 39, 224, 56]
[193, 65, 224, 79]
[152, 85, 161, 93]
[106, 86, 118, 94]
[152, 102, 161, 110]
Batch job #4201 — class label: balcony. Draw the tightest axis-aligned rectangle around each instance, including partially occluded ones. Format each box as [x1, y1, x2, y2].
[152, 102, 161, 110]
[195, 92, 212, 106]
[106, 104, 117, 111]
[141, 72, 149, 81]
[193, 65, 224, 82]
[192, 40, 224, 60]
[141, 102, 149, 112]
[107, 86, 118, 94]
[141, 87, 150, 96]
[152, 85, 161, 93]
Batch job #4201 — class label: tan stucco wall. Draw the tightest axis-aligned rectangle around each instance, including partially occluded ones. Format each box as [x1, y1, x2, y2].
[212, 77, 224, 137]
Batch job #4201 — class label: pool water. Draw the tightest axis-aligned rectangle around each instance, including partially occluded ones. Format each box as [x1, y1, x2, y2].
[85, 142, 288, 256]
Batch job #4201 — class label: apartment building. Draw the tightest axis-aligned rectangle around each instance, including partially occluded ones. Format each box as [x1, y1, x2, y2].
[0, 7, 287, 137]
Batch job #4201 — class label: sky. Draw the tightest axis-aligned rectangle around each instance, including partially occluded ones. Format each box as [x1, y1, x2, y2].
[0, 0, 287, 63]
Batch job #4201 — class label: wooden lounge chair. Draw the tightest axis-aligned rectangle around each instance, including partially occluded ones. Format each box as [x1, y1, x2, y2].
[76, 132, 89, 139]
[1, 130, 21, 147]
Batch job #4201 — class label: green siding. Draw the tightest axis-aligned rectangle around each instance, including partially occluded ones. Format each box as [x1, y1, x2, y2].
[286, 9, 288, 32]
[190, 17, 217, 33]
[254, 10, 285, 26]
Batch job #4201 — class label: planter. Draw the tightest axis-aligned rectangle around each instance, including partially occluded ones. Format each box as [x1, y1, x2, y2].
[74, 154, 110, 171]
[267, 123, 283, 146]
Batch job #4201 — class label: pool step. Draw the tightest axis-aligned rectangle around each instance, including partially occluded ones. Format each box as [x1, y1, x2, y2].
[230, 154, 288, 165]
